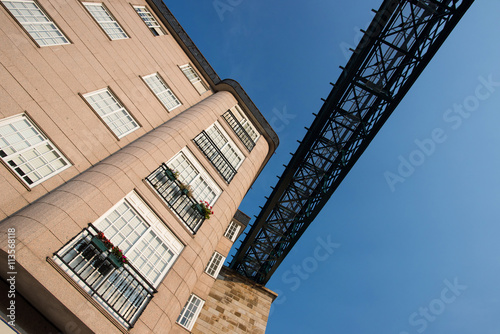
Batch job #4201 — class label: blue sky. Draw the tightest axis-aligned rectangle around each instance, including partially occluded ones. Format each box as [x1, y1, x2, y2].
[167, 1, 500, 333]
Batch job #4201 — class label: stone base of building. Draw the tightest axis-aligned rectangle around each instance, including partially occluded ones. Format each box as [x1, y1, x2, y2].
[192, 266, 277, 334]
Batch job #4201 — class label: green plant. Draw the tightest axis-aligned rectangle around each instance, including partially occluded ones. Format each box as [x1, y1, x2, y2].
[166, 167, 179, 180]
[178, 182, 193, 197]
[96, 231, 128, 264]
[196, 201, 214, 220]
[97, 232, 113, 249]
[111, 246, 128, 265]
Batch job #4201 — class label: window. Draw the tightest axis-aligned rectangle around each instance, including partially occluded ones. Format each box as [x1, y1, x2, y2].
[94, 193, 183, 285]
[146, 149, 221, 233]
[1, 0, 70, 46]
[54, 192, 183, 328]
[224, 221, 241, 242]
[179, 64, 208, 94]
[205, 252, 225, 278]
[83, 2, 128, 40]
[83, 88, 139, 138]
[142, 73, 181, 111]
[168, 150, 220, 205]
[194, 122, 244, 183]
[223, 105, 259, 151]
[133, 5, 165, 36]
[205, 124, 243, 169]
[232, 105, 259, 142]
[0, 114, 70, 187]
[177, 294, 205, 331]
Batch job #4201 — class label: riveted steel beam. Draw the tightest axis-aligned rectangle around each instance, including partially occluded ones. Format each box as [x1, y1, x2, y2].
[230, 0, 474, 284]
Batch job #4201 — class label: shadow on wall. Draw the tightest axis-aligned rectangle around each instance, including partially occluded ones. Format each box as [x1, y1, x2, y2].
[0, 250, 92, 334]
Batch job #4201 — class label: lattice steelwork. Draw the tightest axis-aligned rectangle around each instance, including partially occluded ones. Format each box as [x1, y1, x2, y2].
[230, 0, 474, 284]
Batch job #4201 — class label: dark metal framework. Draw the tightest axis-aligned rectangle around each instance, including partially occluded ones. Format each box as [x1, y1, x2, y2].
[146, 163, 205, 233]
[194, 130, 237, 183]
[223, 109, 257, 152]
[230, 0, 474, 284]
[54, 224, 156, 328]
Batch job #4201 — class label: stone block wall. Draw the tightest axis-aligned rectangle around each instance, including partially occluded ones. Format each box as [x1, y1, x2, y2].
[192, 266, 277, 334]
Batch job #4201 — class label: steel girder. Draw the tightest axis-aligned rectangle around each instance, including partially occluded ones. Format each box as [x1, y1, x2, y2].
[229, 0, 474, 284]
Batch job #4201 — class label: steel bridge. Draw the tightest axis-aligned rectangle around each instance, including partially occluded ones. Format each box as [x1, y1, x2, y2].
[229, 0, 474, 284]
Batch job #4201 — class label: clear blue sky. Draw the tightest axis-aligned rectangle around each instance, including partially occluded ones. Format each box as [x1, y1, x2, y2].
[167, 1, 500, 333]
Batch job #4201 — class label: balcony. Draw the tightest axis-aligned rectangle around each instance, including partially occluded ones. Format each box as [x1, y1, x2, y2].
[223, 110, 256, 152]
[146, 164, 205, 233]
[53, 224, 156, 329]
[194, 131, 237, 183]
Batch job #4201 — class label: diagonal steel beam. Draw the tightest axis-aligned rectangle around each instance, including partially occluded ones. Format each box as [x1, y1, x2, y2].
[230, 0, 474, 284]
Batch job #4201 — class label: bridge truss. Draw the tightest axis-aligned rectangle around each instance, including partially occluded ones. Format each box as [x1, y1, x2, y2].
[229, 0, 474, 284]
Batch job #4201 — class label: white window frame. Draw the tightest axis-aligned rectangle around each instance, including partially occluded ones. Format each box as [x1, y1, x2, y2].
[82, 2, 128, 40]
[167, 148, 221, 206]
[205, 251, 225, 278]
[83, 88, 139, 139]
[93, 191, 184, 287]
[231, 105, 260, 143]
[205, 121, 245, 170]
[179, 64, 208, 95]
[177, 294, 205, 331]
[55, 191, 184, 328]
[133, 5, 166, 36]
[142, 73, 181, 112]
[224, 221, 241, 242]
[0, 114, 71, 187]
[1, 0, 70, 46]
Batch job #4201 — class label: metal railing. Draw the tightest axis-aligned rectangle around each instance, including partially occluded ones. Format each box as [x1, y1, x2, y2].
[53, 224, 156, 329]
[223, 110, 256, 152]
[194, 131, 237, 183]
[146, 163, 205, 233]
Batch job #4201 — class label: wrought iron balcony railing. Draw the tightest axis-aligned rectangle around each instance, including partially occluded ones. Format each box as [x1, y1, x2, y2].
[146, 163, 205, 233]
[222, 110, 256, 152]
[53, 224, 156, 329]
[194, 131, 237, 183]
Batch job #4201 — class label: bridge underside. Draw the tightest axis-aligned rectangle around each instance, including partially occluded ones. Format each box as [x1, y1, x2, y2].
[229, 0, 474, 284]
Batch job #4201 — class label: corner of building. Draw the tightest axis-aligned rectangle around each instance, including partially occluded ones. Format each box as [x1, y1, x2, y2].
[192, 266, 277, 334]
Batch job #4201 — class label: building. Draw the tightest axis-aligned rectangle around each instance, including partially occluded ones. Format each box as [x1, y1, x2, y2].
[0, 0, 278, 332]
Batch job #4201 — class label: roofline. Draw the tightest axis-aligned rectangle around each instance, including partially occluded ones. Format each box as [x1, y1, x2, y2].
[147, 0, 279, 167]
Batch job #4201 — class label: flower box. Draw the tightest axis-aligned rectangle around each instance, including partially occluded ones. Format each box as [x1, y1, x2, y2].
[192, 201, 214, 219]
[91, 236, 109, 252]
[91, 231, 128, 267]
[178, 182, 192, 197]
[108, 253, 123, 268]
[165, 168, 177, 181]
[193, 203, 204, 215]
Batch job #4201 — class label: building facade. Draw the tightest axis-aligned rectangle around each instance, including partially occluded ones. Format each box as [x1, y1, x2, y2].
[0, 0, 278, 332]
